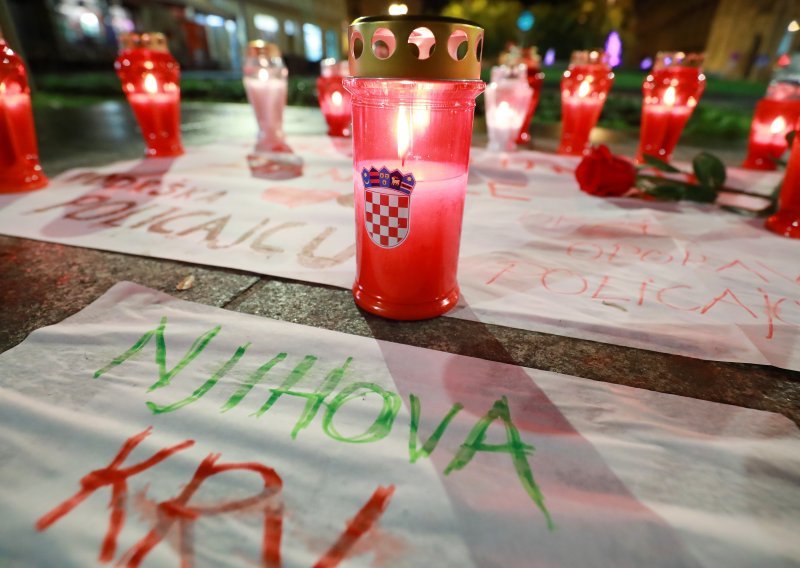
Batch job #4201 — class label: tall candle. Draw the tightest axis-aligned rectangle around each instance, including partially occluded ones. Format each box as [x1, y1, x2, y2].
[317, 59, 352, 137]
[558, 50, 614, 156]
[0, 39, 47, 192]
[742, 98, 800, 170]
[516, 47, 544, 145]
[636, 52, 705, 164]
[243, 41, 288, 151]
[485, 64, 531, 152]
[766, 117, 800, 238]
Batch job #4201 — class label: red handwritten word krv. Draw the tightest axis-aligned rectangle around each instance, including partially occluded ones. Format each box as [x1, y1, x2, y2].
[36, 428, 395, 567]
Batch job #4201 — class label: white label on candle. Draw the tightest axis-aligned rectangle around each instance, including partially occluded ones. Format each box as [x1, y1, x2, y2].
[360, 166, 416, 248]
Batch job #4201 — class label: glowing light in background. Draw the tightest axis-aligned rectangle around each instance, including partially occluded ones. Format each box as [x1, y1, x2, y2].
[544, 48, 556, 66]
[605, 31, 622, 67]
[517, 11, 535, 32]
[640, 56, 653, 70]
[789, 20, 799, 32]
[388, 3, 408, 15]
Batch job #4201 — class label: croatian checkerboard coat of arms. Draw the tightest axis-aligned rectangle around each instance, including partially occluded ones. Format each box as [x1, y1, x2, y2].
[360, 166, 416, 248]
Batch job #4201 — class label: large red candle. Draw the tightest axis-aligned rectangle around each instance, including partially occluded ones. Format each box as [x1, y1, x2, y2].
[742, 80, 800, 171]
[636, 52, 705, 164]
[766, 118, 800, 238]
[558, 50, 614, 156]
[344, 16, 485, 320]
[0, 38, 47, 193]
[516, 47, 544, 145]
[115, 33, 183, 158]
[317, 59, 352, 137]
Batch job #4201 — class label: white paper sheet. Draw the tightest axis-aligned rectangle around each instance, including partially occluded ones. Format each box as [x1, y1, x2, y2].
[0, 137, 796, 370]
[0, 282, 798, 567]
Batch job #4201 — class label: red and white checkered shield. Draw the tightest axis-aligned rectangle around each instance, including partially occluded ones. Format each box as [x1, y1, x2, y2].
[364, 188, 411, 248]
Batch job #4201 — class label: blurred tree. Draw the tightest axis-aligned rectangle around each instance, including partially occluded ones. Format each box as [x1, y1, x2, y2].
[441, 0, 524, 60]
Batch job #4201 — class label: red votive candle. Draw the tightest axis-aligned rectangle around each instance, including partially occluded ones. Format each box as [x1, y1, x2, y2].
[115, 33, 184, 158]
[317, 59, 352, 137]
[344, 16, 485, 320]
[766, 117, 800, 238]
[742, 79, 800, 170]
[0, 37, 47, 193]
[516, 47, 544, 145]
[558, 50, 614, 156]
[636, 51, 705, 164]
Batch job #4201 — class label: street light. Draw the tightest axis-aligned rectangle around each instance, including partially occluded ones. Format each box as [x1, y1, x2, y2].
[388, 3, 408, 15]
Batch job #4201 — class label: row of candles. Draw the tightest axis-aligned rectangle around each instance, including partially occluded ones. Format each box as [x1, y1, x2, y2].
[0, 16, 799, 322]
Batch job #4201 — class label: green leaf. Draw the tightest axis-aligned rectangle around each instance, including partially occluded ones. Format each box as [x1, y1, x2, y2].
[684, 184, 718, 203]
[642, 154, 682, 173]
[787, 130, 797, 148]
[692, 152, 726, 188]
[645, 184, 685, 200]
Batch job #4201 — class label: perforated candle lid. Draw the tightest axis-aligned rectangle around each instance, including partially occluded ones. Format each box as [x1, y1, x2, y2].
[348, 15, 484, 81]
[140, 32, 169, 53]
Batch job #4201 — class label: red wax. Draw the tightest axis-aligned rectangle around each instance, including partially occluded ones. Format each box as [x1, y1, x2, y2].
[742, 99, 800, 170]
[317, 75, 352, 137]
[0, 40, 47, 193]
[115, 45, 184, 158]
[344, 78, 484, 320]
[637, 65, 705, 163]
[558, 61, 614, 156]
[766, 122, 800, 238]
[516, 64, 544, 145]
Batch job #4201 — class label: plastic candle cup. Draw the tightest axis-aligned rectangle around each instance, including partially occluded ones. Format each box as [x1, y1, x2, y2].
[766, 119, 800, 238]
[486, 64, 532, 152]
[742, 80, 800, 170]
[114, 33, 184, 158]
[344, 15, 485, 320]
[636, 51, 705, 164]
[317, 59, 352, 137]
[0, 37, 48, 193]
[558, 50, 614, 156]
[516, 47, 544, 145]
[243, 41, 288, 151]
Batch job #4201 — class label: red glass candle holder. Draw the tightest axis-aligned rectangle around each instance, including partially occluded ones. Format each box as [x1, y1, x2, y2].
[766, 119, 800, 238]
[558, 50, 614, 156]
[115, 32, 184, 158]
[317, 59, 352, 137]
[243, 41, 289, 152]
[0, 38, 47, 193]
[516, 47, 544, 145]
[344, 16, 485, 320]
[636, 51, 705, 164]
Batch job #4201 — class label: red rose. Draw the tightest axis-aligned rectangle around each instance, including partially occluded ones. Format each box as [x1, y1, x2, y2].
[575, 145, 637, 197]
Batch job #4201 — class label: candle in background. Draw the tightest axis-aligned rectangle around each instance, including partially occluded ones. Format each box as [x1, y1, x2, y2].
[0, 35, 48, 193]
[316, 58, 352, 137]
[115, 32, 184, 158]
[243, 41, 288, 152]
[742, 78, 800, 170]
[558, 50, 614, 156]
[344, 16, 485, 320]
[485, 63, 532, 152]
[517, 47, 545, 145]
[636, 51, 705, 164]
[766, 116, 800, 238]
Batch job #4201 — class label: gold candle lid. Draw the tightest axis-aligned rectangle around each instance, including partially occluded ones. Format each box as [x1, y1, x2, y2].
[140, 32, 169, 52]
[654, 51, 704, 69]
[570, 49, 609, 66]
[348, 15, 484, 80]
[247, 40, 281, 59]
[117, 32, 141, 51]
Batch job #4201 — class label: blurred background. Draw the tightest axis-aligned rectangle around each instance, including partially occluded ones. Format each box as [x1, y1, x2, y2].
[1, 0, 798, 146]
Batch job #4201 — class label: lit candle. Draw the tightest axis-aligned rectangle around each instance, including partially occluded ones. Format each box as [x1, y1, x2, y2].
[516, 47, 544, 145]
[558, 50, 614, 156]
[485, 64, 531, 152]
[636, 52, 705, 164]
[742, 98, 800, 170]
[344, 16, 485, 320]
[766, 116, 800, 238]
[243, 41, 288, 151]
[317, 59, 352, 137]
[0, 38, 48, 192]
[115, 32, 184, 158]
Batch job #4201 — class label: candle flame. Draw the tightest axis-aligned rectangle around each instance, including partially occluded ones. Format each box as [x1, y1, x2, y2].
[331, 90, 343, 107]
[397, 106, 411, 164]
[496, 101, 514, 124]
[577, 80, 591, 98]
[663, 86, 676, 106]
[144, 73, 158, 95]
[770, 116, 787, 134]
[258, 68, 269, 82]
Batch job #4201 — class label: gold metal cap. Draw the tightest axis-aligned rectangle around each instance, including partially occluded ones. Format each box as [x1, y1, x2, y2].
[140, 32, 169, 52]
[117, 32, 141, 51]
[348, 15, 484, 80]
[248, 40, 281, 59]
[654, 51, 704, 69]
[570, 49, 609, 66]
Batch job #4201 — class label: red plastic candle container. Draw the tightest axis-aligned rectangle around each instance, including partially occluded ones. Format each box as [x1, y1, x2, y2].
[115, 33, 183, 158]
[516, 47, 544, 145]
[243, 41, 288, 151]
[637, 52, 705, 164]
[317, 59, 352, 137]
[0, 38, 47, 193]
[742, 80, 800, 170]
[344, 16, 485, 320]
[766, 118, 800, 238]
[558, 50, 614, 156]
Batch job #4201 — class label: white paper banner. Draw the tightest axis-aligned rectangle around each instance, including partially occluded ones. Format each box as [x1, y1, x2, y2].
[0, 282, 798, 567]
[0, 137, 797, 370]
